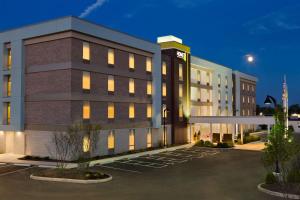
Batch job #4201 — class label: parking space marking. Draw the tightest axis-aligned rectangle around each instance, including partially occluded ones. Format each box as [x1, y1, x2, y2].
[99, 164, 142, 174]
[114, 160, 168, 169]
[0, 166, 36, 177]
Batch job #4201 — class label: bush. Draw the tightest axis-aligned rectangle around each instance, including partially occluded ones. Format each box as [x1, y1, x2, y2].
[194, 140, 205, 147]
[204, 141, 214, 147]
[265, 172, 277, 184]
[287, 170, 300, 183]
[215, 142, 234, 148]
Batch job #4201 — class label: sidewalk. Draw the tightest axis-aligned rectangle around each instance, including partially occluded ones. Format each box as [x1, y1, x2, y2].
[234, 141, 265, 151]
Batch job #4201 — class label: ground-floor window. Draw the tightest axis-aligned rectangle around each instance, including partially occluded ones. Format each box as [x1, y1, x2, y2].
[129, 129, 135, 150]
[108, 130, 115, 150]
[147, 128, 152, 148]
[83, 135, 90, 152]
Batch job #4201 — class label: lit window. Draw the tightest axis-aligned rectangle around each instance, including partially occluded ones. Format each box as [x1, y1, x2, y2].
[108, 131, 115, 150]
[179, 104, 183, 118]
[83, 101, 90, 120]
[147, 81, 152, 96]
[179, 64, 183, 80]
[5, 75, 11, 97]
[218, 91, 221, 101]
[242, 109, 245, 116]
[129, 103, 135, 119]
[147, 104, 152, 118]
[108, 49, 115, 65]
[7, 48, 11, 69]
[146, 57, 152, 72]
[82, 71, 90, 90]
[247, 85, 250, 91]
[108, 103, 115, 119]
[83, 135, 90, 152]
[108, 75, 115, 92]
[129, 129, 135, 150]
[129, 78, 135, 94]
[248, 109, 250, 116]
[147, 129, 152, 148]
[129, 53, 135, 69]
[82, 42, 90, 61]
[242, 83, 245, 90]
[162, 104, 167, 118]
[248, 96, 250, 103]
[4, 102, 11, 125]
[179, 84, 183, 98]
[162, 83, 167, 97]
[162, 61, 167, 75]
[225, 92, 228, 102]
[243, 96, 245, 103]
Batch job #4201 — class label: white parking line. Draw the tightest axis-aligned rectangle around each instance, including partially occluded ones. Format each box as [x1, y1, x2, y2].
[0, 166, 36, 177]
[115, 160, 167, 169]
[99, 165, 142, 174]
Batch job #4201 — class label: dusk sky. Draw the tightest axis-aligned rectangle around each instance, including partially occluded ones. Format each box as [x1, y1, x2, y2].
[1, 0, 300, 105]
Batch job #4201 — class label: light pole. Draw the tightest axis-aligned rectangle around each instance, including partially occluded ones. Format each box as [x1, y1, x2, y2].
[264, 95, 280, 173]
[163, 108, 169, 147]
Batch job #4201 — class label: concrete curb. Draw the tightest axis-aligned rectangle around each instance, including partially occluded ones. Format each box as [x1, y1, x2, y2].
[30, 174, 112, 184]
[89, 143, 193, 166]
[257, 183, 300, 199]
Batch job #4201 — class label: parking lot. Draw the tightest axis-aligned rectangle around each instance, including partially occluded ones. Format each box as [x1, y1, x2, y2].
[0, 163, 37, 177]
[95, 147, 220, 174]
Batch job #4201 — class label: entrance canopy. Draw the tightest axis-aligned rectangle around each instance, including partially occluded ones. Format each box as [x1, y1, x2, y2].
[189, 116, 275, 125]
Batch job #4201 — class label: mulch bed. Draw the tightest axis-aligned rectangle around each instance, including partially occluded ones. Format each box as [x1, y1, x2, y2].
[262, 183, 300, 195]
[33, 169, 110, 180]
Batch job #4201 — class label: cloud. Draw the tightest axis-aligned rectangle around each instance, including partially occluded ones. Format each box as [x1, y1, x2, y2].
[79, 0, 109, 18]
[244, 4, 300, 34]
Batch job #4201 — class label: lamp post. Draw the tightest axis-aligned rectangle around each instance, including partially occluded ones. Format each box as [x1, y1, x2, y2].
[264, 95, 280, 173]
[163, 108, 169, 147]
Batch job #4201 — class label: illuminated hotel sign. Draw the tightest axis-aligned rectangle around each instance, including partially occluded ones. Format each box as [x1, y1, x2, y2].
[177, 51, 187, 62]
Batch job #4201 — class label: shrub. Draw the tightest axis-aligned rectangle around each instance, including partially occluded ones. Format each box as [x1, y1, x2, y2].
[194, 140, 205, 147]
[287, 170, 300, 183]
[215, 142, 234, 148]
[265, 172, 277, 184]
[204, 141, 214, 147]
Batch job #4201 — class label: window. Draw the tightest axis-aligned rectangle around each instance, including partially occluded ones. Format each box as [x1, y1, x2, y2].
[252, 97, 255, 104]
[108, 75, 115, 92]
[207, 72, 210, 85]
[162, 61, 167, 75]
[243, 96, 245, 103]
[83, 101, 90, 120]
[129, 53, 135, 70]
[108, 49, 115, 65]
[129, 78, 135, 94]
[225, 92, 228, 103]
[147, 104, 152, 118]
[83, 135, 90, 152]
[252, 86, 254, 92]
[225, 106, 229, 116]
[242, 83, 245, 90]
[218, 75, 221, 87]
[6, 48, 11, 69]
[248, 109, 250, 116]
[179, 104, 183, 118]
[218, 90, 221, 102]
[225, 76, 228, 87]
[242, 109, 245, 116]
[147, 81, 152, 96]
[129, 129, 135, 150]
[179, 84, 183, 98]
[162, 104, 167, 118]
[108, 131, 115, 150]
[218, 106, 221, 116]
[129, 103, 135, 119]
[82, 71, 90, 90]
[4, 75, 11, 97]
[4, 102, 11, 125]
[197, 70, 201, 82]
[147, 129, 152, 148]
[108, 103, 115, 119]
[162, 83, 167, 97]
[248, 96, 250, 104]
[82, 42, 90, 61]
[146, 57, 152, 72]
[247, 85, 250, 91]
[179, 64, 183, 80]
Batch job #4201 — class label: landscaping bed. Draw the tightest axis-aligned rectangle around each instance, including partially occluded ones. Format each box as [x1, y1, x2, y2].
[31, 169, 111, 184]
[261, 183, 300, 195]
[194, 140, 234, 148]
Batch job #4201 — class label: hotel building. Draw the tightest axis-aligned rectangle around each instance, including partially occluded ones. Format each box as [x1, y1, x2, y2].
[0, 17, 258, 158]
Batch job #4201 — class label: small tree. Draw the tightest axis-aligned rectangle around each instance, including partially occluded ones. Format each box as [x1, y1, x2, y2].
[263, 109, 297, 173]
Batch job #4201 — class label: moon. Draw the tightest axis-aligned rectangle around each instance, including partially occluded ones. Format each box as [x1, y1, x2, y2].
[246, 55, 254, 63]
